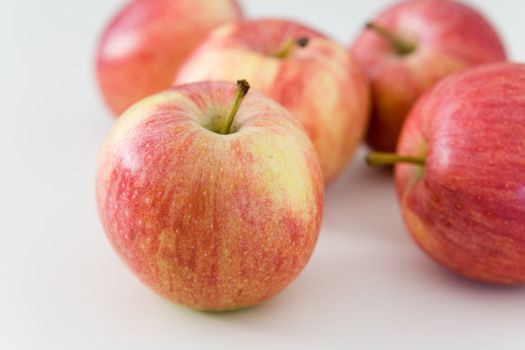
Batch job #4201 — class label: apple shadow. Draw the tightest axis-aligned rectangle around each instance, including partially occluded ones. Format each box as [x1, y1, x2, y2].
[323, 147, 406, 244]
[390, 245, 525, 301]
[428, 260, 525, 294]
[189, 242, 359, 343]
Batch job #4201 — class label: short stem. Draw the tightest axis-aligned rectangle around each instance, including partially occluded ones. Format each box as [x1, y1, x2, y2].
[366, 22, 415, 55]
[366, 152, 426, 167]
[274, 37, 310, 58]
[219, 80, 250, 135]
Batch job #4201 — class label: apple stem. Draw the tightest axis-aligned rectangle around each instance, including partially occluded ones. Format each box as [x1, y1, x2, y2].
[366, 22, 415, 55]
[366, 152, 426, 167]
[220, 80, 251, 135]
[275, 37, 310, 58]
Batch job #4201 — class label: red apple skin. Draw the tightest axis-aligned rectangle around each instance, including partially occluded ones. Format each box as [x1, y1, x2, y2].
[351, 0, 506, 152]
[96, 0, 243, 116]
[96, 81, 324, 311]
[175, 19, 370, 184]
[396, 63, 525, 284]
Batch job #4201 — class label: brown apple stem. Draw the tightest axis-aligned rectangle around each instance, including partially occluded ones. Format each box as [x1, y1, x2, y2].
[365, 22, 415, 55]
[366, 152, 426, 167]
[274, 37, 310, 58]
[220, 80, 251, 135]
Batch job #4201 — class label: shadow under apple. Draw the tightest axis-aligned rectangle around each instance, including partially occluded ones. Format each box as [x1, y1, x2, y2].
[323, 147, 407, 245]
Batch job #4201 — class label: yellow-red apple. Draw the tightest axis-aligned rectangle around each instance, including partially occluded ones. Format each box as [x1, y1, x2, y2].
[96, 0, 243, 116]
[96, 81, 324, 310]
[175, 19, 370, 184]
[367, 63, 525, 284]
[352, 0, 506, 152]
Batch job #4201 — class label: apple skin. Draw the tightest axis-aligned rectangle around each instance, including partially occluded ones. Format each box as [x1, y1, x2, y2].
[351, 0, 506, 152]
[96, 0, 243, 116]
[396, 63, 525, 284]
[96, 81, 324, 311]
[175, 19, 370, 184]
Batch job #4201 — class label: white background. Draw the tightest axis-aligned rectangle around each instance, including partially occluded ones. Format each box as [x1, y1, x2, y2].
[1, 0, 525, 349]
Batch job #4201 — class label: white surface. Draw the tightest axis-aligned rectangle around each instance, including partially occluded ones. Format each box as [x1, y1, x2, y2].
[1, 0, 525, 349]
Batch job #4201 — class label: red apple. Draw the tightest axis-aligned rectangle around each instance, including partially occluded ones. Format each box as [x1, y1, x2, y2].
[175, 19, 370, 184]
[351, 0, 506, 152]
[96, 80, 324, 311]
[96, 0, 243, 116]
[367, 63, 525, 284]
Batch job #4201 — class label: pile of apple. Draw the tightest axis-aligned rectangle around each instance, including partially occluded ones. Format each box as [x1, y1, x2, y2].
[95, 0, 525, 311]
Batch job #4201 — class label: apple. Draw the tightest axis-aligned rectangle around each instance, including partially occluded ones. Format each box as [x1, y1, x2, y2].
[96, 80, 324, 311]
[367, 63, 525, 284]
[175, 19, 370, 184]
[351, 0, 506, 152]
[96, 0, 243, 116]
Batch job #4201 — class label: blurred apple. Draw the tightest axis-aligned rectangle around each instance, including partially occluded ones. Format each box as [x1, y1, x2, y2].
[175, 19, 370, 183]
[96, 80, 324, 310]
[352, 0, 506, 152]
[367, 63, 525, 284]
[96, 0, 243, 115]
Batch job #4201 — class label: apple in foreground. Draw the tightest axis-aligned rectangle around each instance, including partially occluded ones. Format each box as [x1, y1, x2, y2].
[351, 0, 506, 152]
[96, 80, 324, 310]
[96, 0, 243, 116]
[175, 19, 370, 184]
[367, 63, 525, 284]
